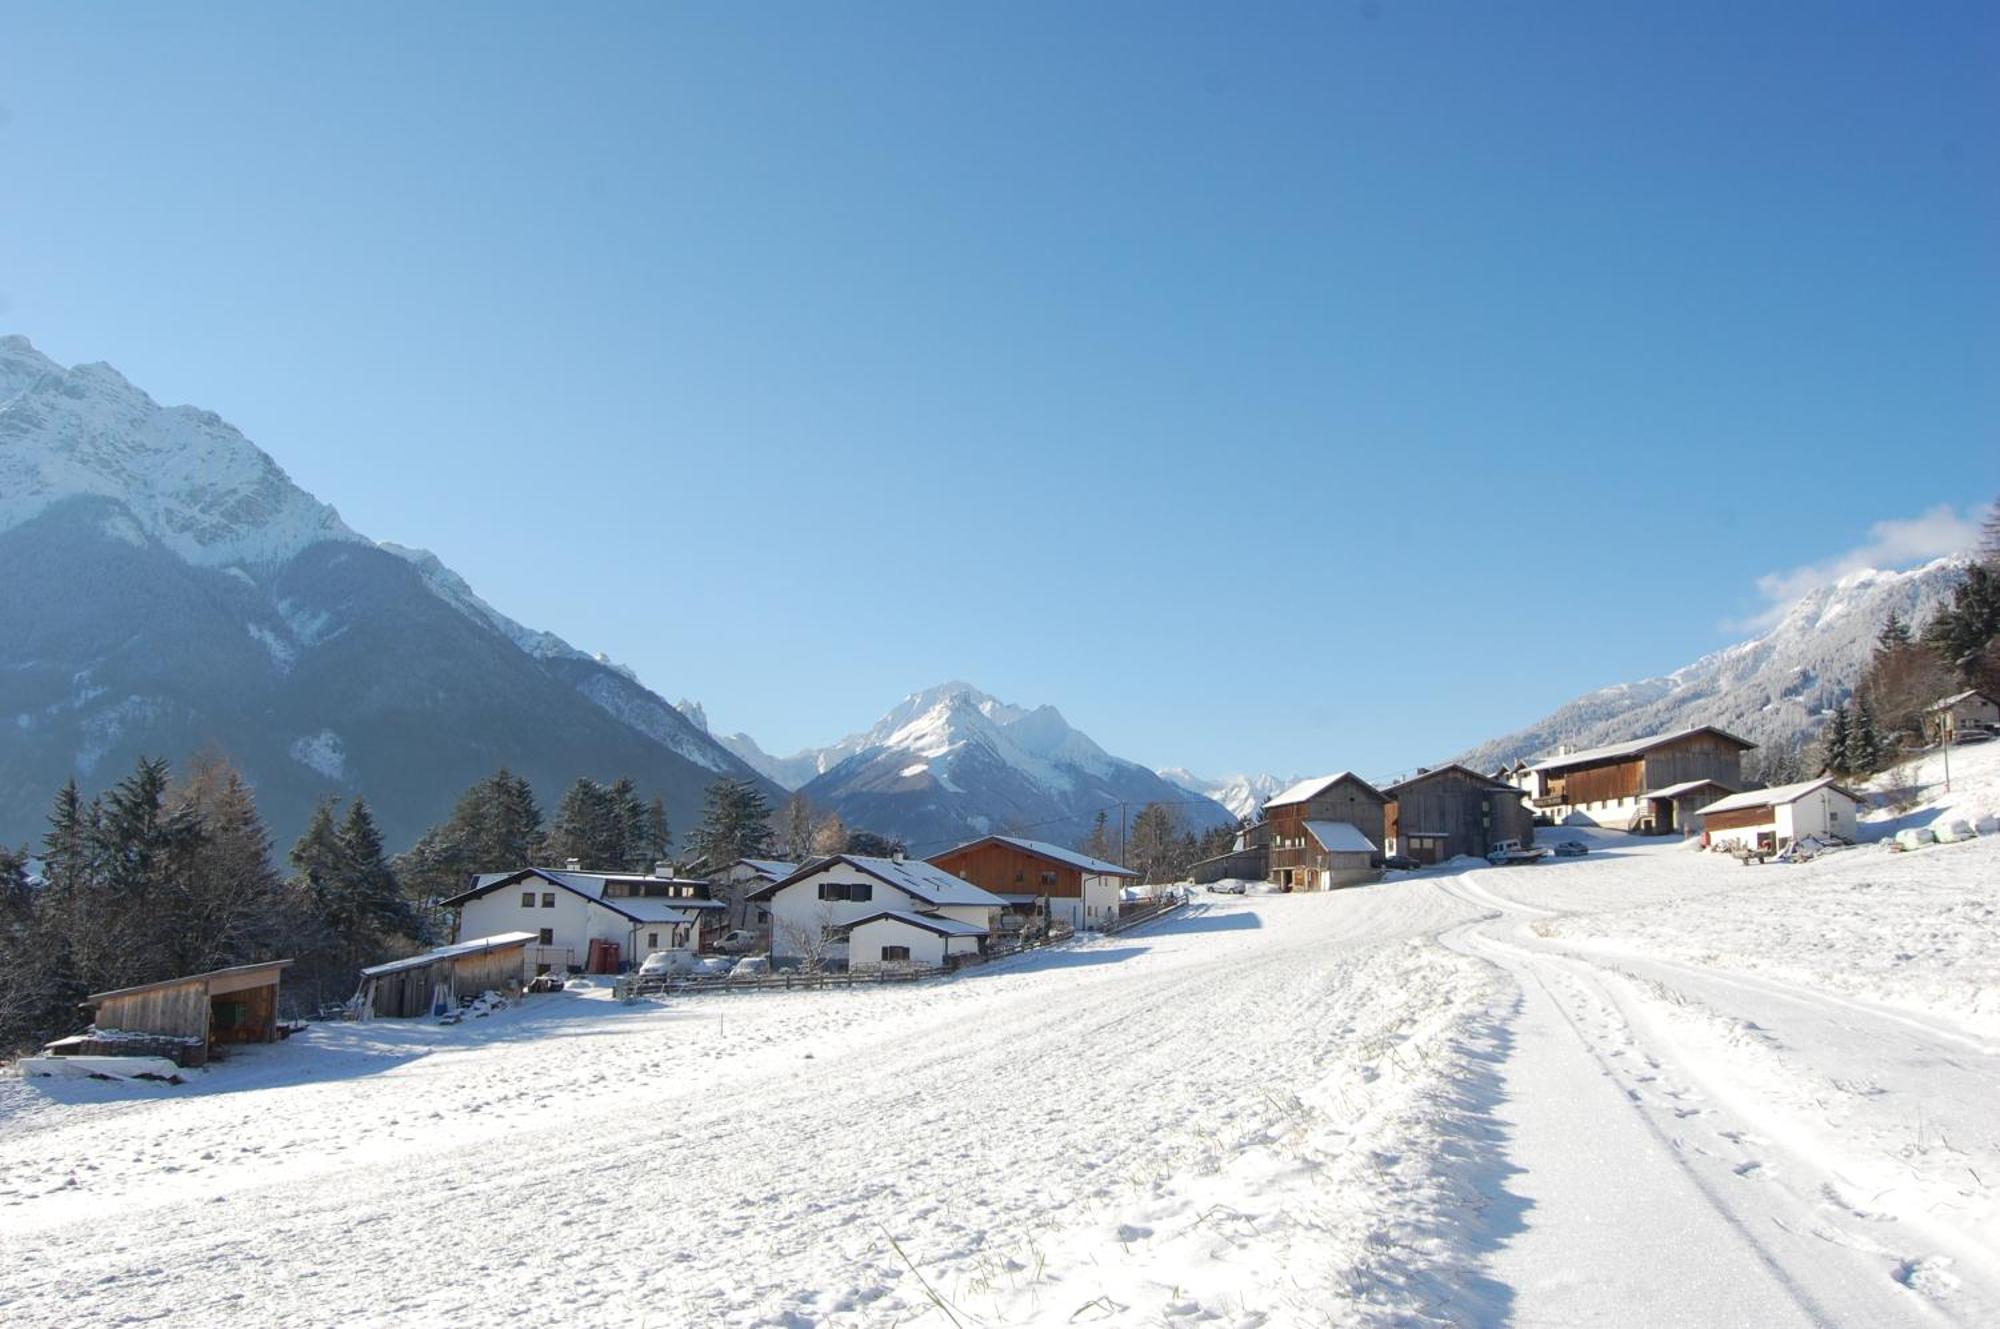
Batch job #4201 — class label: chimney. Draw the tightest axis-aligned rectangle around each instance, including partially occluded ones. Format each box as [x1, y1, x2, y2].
[565, 857, 582, 872]
[891, 849, 905, 863]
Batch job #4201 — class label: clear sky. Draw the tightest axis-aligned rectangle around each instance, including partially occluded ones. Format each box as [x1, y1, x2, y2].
[4, 4, 1995, 780]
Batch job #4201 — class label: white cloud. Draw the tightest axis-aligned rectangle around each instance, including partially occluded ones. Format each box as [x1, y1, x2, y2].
[1736, 504, 1978, 632]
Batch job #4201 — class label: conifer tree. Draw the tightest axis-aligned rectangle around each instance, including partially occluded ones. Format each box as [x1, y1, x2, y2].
[1847, 703, 1883, 776]
[1818, 707, 1853, 777]
[690, 778, 775, 867]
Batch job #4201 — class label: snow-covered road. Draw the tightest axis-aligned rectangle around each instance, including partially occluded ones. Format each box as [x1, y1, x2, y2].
[3, 828, 1996, 1327]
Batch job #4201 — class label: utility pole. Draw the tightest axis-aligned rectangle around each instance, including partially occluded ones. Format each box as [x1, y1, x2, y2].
[1119, 801, 1129, 871]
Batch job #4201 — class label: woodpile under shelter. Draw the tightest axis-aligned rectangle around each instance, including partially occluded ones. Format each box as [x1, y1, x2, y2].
[357, 932, 536, 1019]
[77, 960, 293, 1067]
[1381, 764, 1536, 864]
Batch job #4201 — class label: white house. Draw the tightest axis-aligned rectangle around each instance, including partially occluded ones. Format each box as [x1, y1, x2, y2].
[442, 866, 726, 975]
[1697, 777, 1863, 853]
[746, 854, 1005, 967]
[845, 911, 990, 970]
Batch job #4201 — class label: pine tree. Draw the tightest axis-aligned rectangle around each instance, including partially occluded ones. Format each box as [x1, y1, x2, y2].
[690, 778, 776, 867]
[1981, 493, 2000, 570]
[1080, 809, 1115, 863]
[1877, 611, 1913, 651]
[545, 778, 626, 870]
[1848, 703, 1883, 776]
[164, 754, 285, 975]
[397, 767, 547, 914]
[1819, 707, 1854, 777]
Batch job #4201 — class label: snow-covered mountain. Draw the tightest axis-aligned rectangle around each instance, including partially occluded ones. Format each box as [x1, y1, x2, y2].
[1158, 769, 1283, 822]
[750, 683, 1235, 849]
[0, 335, 775, 847]
[1457, 558, 1969, 773]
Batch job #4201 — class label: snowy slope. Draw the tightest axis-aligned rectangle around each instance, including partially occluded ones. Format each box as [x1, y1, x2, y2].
[0, 335, 768, 845]
[1459, 558, 1968, 772]
[783, 682, 1236, 847]
[6, 806, 1997, 1325]
[1159, 768, 1284, 821]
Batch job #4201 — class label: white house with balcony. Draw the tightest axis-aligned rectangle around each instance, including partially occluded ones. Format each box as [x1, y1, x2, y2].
[745, 854, 1004, 967]
[442, 865, 726, 974]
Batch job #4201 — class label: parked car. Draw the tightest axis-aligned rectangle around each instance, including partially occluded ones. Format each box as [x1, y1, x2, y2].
[1381, 854, 1422, 871]
[1487, 839, 1550, 866]
[1211, 879, 1248, 895]
[1551, 840, 1589, 857]
[732, 954, 772, 978]
[692, 955, 737, 977]
[713, 929, 764, 955]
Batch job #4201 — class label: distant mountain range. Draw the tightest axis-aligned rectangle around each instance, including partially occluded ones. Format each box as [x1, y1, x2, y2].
[1457, 558, 1968, 773]
[688, 683, 1236, 851]
[1157, 769, 1285, 822]
[0, 336, 776, 849]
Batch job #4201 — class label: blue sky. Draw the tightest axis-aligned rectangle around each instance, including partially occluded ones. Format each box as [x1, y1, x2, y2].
[4, 4, 1995, 780]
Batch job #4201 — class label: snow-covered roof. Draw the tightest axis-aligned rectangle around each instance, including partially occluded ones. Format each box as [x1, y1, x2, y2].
[359, 933, 538, 978]
[933, 835, 1138, 878]
[730, 858, 799, 880]
[1643, 779, 1738, 800]
[843, 909, 990, 938]
[1304, 821, 1378, 854]
[1263, 772, 1384, 809]
[443, 868, 718, 922]
[1379, 764, 1515, 795]
[750, 855, 1006, 908]
[1526, 726, 1756, 774]
[1700, 777, 1860, 815]
[1926, 689, 1998, 711]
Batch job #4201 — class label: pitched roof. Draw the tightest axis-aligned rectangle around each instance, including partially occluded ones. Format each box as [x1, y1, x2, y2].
[1643, 779, 1739, 800]
[1699, 776, 1860, 816]
[1926, 689, 1999, 711]
[1304, 820, 1378, 854]
[359, 932, 538, 979]
[1526, 726, 1756, 774]
[729, 858, 800, 880]
[747, 855, 1006, 908]
[929, 834, 1137, 878]
[842, 909, 990, 938]
[1263, 772, 1386, 809]
[1380, 764, 1517, 796]
[441, 868, 717, 923]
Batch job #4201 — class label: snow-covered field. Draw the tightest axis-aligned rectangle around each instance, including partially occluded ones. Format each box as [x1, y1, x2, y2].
[4, 752, 1998, 1327]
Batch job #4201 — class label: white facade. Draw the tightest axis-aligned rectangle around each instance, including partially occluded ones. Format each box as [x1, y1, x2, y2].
[1699, 778, 1861, 852]
[847, 915, 985, 970]
[450, 871, 711, 974]
[757, 857, 1002, 965]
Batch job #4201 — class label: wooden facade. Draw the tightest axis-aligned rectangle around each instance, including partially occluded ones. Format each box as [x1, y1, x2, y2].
[81, 960, 293, 1065]
[929, 840, 1093, 900]
[358, 934, 532, 1019]
[1526, 728, 1754, 829]
[1382, 765, 1534, 864]
[1263, 775, 1386, 890]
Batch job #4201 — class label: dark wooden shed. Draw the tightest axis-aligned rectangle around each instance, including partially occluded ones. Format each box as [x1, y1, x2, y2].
[80, 960, 294, 1067]
[1382, 765, 1535, 864]
[357, 932, 534, 1019]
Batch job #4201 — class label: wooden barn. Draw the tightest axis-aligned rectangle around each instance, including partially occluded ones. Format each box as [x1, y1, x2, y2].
[78, 960, 293, 1067]
[1260, 773, 1386, 890]
[927, 835, 1137, 931]
[1512, 727, 1755, 831]
[357, 932, 536, 1019]
[1381, 765, 1535, 864]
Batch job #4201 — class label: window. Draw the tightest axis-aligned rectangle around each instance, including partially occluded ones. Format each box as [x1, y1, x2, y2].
[882, 945, 911, 962]
[538, 927, 554, 945]
[521, 891, 535, 908]
[648, 932, 659, 949]
[541, 892, 556, 908]
[817, 881, 872, 902]
[1039, 870, 1057, 886]
[1014, 870, 1025, 884]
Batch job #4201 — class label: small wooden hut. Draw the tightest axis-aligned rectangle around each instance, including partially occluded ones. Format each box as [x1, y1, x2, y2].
[77, 960, 294, 1067]
[356, 932, 535, 1019]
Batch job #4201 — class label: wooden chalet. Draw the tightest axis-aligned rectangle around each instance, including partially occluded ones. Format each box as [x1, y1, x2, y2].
[1923, 689, 2000, 745]
[1513, 727, 1754, 832]
[927, 835, 1137, 930]
[1260, 773, 1386, 890]
[1381, 764, 1535, 864]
